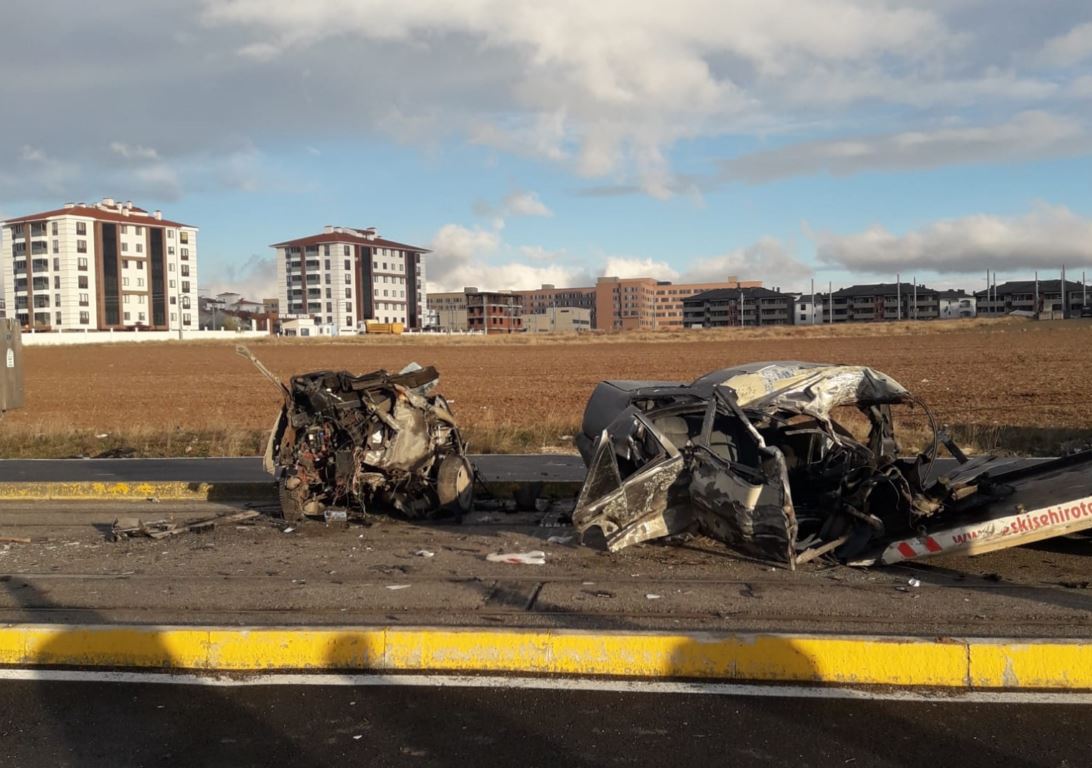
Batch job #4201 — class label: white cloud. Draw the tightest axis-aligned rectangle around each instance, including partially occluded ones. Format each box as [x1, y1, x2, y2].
[503, 190, 552, 217]
[600, 256, 679, 281]
[1039, 21, 1092, 68]
[682, 238, 812, 284]
[724, 112, 1087, 183]
[201, 0, 963, 190]
[110, 142, 160, 161]
[814, 204, 1092, 274]
[519, 245, 565, 262]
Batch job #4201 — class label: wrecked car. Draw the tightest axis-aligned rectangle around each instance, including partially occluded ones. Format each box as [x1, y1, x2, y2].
[573, 361, 1092, 567]
[238, 347, 474, 522]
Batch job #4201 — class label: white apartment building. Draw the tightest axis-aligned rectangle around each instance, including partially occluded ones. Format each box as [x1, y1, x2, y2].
[0, 198, 198, 331]
[273, 226, 428, 331]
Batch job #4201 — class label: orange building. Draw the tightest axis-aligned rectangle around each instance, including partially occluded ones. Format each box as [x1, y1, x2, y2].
[592, 276, 763, 331]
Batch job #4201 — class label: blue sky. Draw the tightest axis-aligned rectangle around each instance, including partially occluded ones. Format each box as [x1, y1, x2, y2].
[2, 1, 1092, 298]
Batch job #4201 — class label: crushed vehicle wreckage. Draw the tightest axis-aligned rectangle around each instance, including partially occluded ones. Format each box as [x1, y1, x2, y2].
[572, 361, 1092, 567]
[238, 347, 474, 522]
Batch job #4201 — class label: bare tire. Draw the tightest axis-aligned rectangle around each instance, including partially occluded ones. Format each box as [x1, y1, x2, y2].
[436, 454, 474, 514]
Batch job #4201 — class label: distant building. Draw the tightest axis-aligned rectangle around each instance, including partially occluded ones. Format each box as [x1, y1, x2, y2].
[0, 198, 198, 331]
[262, 297, 279, 315]
[524, 307, 592, 333]
[974, 280, 1087, 318]
[427, 291, 469, 331]
[683, 287, 795, 327]
[466, 288, 521, 334]
[938, 289, 976, 319]
[512, 284, 598, 326]
[512, 276, 763, 331]
[829, 283, 940, 323]
[793, 293, 829, 325]
[272, 226, 428, 331]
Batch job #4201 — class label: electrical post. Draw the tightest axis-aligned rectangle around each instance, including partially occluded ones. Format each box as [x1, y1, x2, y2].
[828, 281, 833, 324]
[810, 278, 816, 325]
[896, 273, 901, 321]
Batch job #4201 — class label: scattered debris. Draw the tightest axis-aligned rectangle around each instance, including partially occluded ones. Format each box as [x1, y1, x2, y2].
[573, 361, 1092, 567]
[486, 550, 546, 565]
[908, 578, 922, 588]
[239, 346, 474, 525]
[0, 535, 31, 544]
[414, 549, 435, 558]
[386, 584, 411, 590]
[645, 593, 662, 600]
[324, 508, 348, 526]
[282, 527, 295, 534]
[546, 535, 574, 545]
[111, 510, 259, 541]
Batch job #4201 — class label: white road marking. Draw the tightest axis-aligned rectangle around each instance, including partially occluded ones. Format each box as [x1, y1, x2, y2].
[0, 668, 1087, 704]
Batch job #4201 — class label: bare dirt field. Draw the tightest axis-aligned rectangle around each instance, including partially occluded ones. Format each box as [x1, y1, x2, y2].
[5, 317, 1092, 457]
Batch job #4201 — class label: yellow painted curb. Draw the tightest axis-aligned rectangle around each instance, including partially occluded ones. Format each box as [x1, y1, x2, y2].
[0, 625, 1089, 689]
[0, 481, 272, 501]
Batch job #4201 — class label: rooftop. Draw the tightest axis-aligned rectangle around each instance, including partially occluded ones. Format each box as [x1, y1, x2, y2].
[272, 226, 429, 253]
[2, 198, 190, 228]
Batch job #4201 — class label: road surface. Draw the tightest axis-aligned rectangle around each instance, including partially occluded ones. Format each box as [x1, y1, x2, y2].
[0, 678, 1087, 767]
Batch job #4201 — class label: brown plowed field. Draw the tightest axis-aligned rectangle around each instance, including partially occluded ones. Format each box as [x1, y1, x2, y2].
[7, 318, 1092, 456]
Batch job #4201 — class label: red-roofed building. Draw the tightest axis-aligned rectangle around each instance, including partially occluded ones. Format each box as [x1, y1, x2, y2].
[1, 198, 198, 331]
[272, 226, 429, 331]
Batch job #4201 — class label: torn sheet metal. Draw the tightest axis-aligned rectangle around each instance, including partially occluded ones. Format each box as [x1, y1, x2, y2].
[239, 347, 473, 524]
[574, 360, 1092, 567]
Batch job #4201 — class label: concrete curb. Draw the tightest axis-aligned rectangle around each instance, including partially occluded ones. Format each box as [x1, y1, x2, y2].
[0, 481, 273, 502]
[1, 625, 1089, 689]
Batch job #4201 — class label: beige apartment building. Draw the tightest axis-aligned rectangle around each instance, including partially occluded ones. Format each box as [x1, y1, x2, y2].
[1, 198, 198, 331]
[273, 226, 428, 331]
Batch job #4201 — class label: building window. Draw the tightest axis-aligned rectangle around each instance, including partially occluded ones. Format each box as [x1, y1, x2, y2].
[137, 260, 144, 270]
[121, 225, 128, 235]
[344, 259, 351, 271]
[180, 248, 189, 259]
[181, 281, 190, 292]
[169, 279, 175, 289]
[183, 313, 191, 325]
[168, 230, 174, 239]
[123, 312, 131, 321]
[136, 243, 143, 253]
[170, 312, 176, 322]
[76, 222, 87, 235]
[77, 240, 87, 254]
[180, 265, 190, 277]
[179, 232, 189, 244]
[168, 246, 175, 255]
[137, 278, 145, 288]
[138, 312, 146, 323]
[78, 276, 88, 289]
[78, 257, 88, 270]
[79, 311, 89, 325]
[170, 296, 176, 305]
[344, 287, 351, 299]
[55, 311, 62, 325]
[123, 260, 129, 269]
[79, 293, 89, 306]
[52, 239, 59, 254]
[135, 226, 143, 235]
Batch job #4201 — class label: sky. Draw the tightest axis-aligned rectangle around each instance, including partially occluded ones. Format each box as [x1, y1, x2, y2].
[2, 0, 1092, 299]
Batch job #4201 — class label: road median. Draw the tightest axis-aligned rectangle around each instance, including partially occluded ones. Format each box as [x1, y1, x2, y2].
[0, 624, 1089, 690]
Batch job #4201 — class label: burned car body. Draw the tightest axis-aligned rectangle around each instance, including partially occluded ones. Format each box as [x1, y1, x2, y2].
[574, 361, 1092, 566]
[239, 347, 473, 522]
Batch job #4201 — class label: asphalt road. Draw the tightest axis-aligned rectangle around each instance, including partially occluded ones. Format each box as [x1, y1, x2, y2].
[0, 454, 588, 484]
[0, 679, 1087, 768]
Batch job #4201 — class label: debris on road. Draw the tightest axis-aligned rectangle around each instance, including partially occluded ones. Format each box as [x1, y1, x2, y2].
[573, 361, 1092, 567]
[111, 510, 259, 541]
[239, 346, 474, 524]
[486, 550, 546, 565]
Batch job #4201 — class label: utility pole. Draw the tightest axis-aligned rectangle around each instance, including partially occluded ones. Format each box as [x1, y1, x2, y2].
[1061, 265, 1067, 319]
[828, 281, 833, 324]
[810, 278, 816, 325]
[739, 288, 744, 328]
[896, 273, 901, 321]
[985, 270, 990, 315]
[912, 275, 917, 321]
